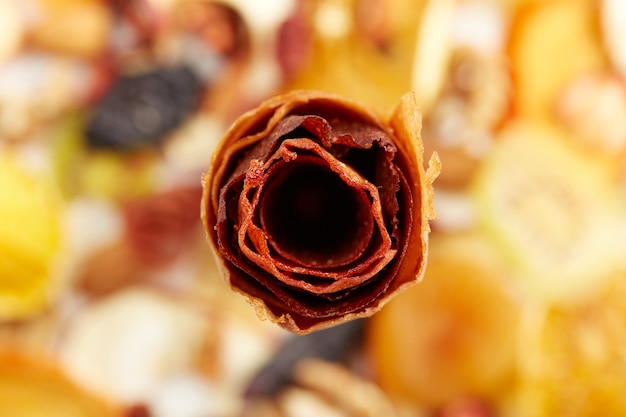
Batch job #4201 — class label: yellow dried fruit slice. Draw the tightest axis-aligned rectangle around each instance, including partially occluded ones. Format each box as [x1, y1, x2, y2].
[0, 155, 61, 320]
[472, 120, 622, 305]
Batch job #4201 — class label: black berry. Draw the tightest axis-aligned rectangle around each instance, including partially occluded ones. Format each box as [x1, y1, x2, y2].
[85, 66, 202, 150]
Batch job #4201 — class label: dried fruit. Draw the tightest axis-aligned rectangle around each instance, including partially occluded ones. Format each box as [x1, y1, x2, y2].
[0, 155, 61, 320]
[556, 70, 626, 155]
[471, 121, 622, 304]
[366, 234, 519, 409]
[513, 275, 626, 416]
[123, 186, 203, 267]
[202, 90, 439, 334]
[600, 0, 626, 77]
[85, 66, 202, 150]
[507, 0, 605, 120]
[0, 352, 118, 416]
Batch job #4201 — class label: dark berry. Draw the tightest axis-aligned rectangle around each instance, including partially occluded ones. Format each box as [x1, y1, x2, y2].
[85, 66, 202, 150]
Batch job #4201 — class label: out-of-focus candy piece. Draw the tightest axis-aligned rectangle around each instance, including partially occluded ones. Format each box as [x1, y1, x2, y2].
[147, 371, 241, 417]
[421, 48, 512, 190]
[471, 121, 623, 305]
[511, 274, 626, 417]
[600, 0, 626, 77]
[163, 114, 224, 171]
[0, 155, 61, 320]
[410, 0, 455, 113]
[80, 151, 158, 200]
[411, 0, 508, 112]
[365, 233, 519, 410]
[71, 185, 203, 298]
[0, 0, 23, 63]
[507, 0, 607, 120]
[412, 0, 512, 190]
[26, 0, 113, 59]
[0, 352, 119, 416]
[52, 114, 158, 200]
[245, 319, 366, 399]
[243, 358, 399, 417]
[0, 54, 94, 141]
[122, 185, 203, 267]
[58, 289, 213, 404]
[280, 0, 423, 111]
[556, 70, 626, 156]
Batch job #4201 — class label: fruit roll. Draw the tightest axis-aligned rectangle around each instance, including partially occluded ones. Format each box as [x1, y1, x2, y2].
[201, 90, 440, 334]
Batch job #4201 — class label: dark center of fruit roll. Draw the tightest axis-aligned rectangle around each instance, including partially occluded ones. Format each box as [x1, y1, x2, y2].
[259, 157, 374, 267]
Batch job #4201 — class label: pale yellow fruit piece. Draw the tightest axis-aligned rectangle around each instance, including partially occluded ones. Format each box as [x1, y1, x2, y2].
[472, 120, 623, 305]
[0, 156, 61, 319]
[508, 0, 607, 120]
[366, 234, 519, 409]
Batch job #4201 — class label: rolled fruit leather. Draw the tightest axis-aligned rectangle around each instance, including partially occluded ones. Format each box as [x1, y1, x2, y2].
[201, 90, 440, 334]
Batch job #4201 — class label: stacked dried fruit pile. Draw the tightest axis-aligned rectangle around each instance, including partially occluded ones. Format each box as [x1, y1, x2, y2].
[1, 0, 626, 417]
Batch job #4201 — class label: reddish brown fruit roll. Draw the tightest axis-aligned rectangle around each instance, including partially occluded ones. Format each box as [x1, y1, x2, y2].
[201, 90, 440, 334]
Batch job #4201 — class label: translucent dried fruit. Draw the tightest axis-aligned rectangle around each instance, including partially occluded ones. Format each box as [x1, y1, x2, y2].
[202, 90, 439, 334]
[471, 121, 622, 304]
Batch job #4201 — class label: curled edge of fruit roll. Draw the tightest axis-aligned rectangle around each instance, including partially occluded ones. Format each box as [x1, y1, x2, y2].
[201, 90, 440, 334]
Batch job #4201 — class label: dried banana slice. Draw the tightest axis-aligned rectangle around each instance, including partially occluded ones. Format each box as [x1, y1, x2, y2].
[472, 121, 623, 305]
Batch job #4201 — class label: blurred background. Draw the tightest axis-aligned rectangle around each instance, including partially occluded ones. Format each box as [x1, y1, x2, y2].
[1, 0, 626, 416]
